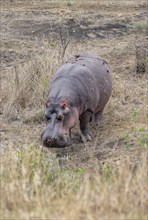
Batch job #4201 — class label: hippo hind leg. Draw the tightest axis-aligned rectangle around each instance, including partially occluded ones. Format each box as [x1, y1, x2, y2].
[79, 111, 92, 142]
[94, 109, 103, 125]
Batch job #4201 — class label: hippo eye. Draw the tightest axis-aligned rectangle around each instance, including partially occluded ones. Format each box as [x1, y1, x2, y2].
[45, 115, 51, 121]
[57, 114, 64, 121]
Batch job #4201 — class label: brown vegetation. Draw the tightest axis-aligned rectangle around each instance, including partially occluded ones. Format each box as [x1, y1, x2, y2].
[1, 145, 147, 219]
[0, 0, 148, 219]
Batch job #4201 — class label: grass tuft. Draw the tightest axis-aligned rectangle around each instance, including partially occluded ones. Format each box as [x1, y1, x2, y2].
[1, 49, 61, 121]
[0, 146, 147, 219]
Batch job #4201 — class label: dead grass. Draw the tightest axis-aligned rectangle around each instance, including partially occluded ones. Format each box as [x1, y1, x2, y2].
[1, 1, 148, 219]
[1, 47, 61, 121]
[0, 145, 147, 220]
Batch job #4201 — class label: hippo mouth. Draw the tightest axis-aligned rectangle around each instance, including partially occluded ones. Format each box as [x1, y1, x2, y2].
[43, 141, 71, 148]
[41, 133, 71, 148]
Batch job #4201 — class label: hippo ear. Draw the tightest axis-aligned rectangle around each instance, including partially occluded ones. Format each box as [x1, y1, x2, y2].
[61, 101, 70, 114]
[61, 101, 70, 109]
[62, 102, 67, 109]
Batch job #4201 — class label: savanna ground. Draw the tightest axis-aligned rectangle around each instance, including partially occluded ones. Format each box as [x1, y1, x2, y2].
[0, 0, 148, 219]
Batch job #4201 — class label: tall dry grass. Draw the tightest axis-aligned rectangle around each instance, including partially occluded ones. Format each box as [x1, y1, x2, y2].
[0, 145, 147, 219]
[1, 47, 61, 121]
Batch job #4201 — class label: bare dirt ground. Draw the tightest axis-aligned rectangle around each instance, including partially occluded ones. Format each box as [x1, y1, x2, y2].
[1, 0, 148, 173]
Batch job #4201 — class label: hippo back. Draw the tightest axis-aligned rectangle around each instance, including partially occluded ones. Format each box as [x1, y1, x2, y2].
[49, 53, 112, 114]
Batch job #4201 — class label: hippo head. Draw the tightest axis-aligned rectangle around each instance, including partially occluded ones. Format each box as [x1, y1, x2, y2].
[41, 99, 78, 148]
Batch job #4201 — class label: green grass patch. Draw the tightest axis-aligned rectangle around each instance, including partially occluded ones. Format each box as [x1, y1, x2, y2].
[65, 0, 72, 6]
[131, 110, 139, 123]
[138, 127, 145, 132]
[102, 162, 113, 182]
[136, 23, 148, 30]
[122, 131, 129, 140]
[138, 133, 148, 149]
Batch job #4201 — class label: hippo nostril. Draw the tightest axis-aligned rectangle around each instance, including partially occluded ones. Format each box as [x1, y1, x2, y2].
[51, 137, 57, 142]
[42, 135, 50, 143]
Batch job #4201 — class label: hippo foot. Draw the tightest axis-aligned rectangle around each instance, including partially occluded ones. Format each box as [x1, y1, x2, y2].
[81, 133, 92, 143]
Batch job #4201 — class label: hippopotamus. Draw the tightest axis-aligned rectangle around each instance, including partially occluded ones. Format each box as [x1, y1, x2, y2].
[42, 53, 112, 148]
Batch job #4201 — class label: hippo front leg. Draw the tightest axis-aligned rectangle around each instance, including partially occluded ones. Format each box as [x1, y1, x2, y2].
[79, 111, 92, 142]
[94, 109, 104, 125]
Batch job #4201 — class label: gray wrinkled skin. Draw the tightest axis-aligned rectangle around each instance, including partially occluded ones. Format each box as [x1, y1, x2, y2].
[42, 53, 112, 148]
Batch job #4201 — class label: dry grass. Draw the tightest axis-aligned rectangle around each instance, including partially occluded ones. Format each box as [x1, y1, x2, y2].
[0, 145, 147, 220]
[1, 47, 61, 121]
[1, 1, 148, 219]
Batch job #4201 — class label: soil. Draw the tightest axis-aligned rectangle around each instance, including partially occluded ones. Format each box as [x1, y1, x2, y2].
[1, 0, 147, 173]
[1, 1, 147, 69]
